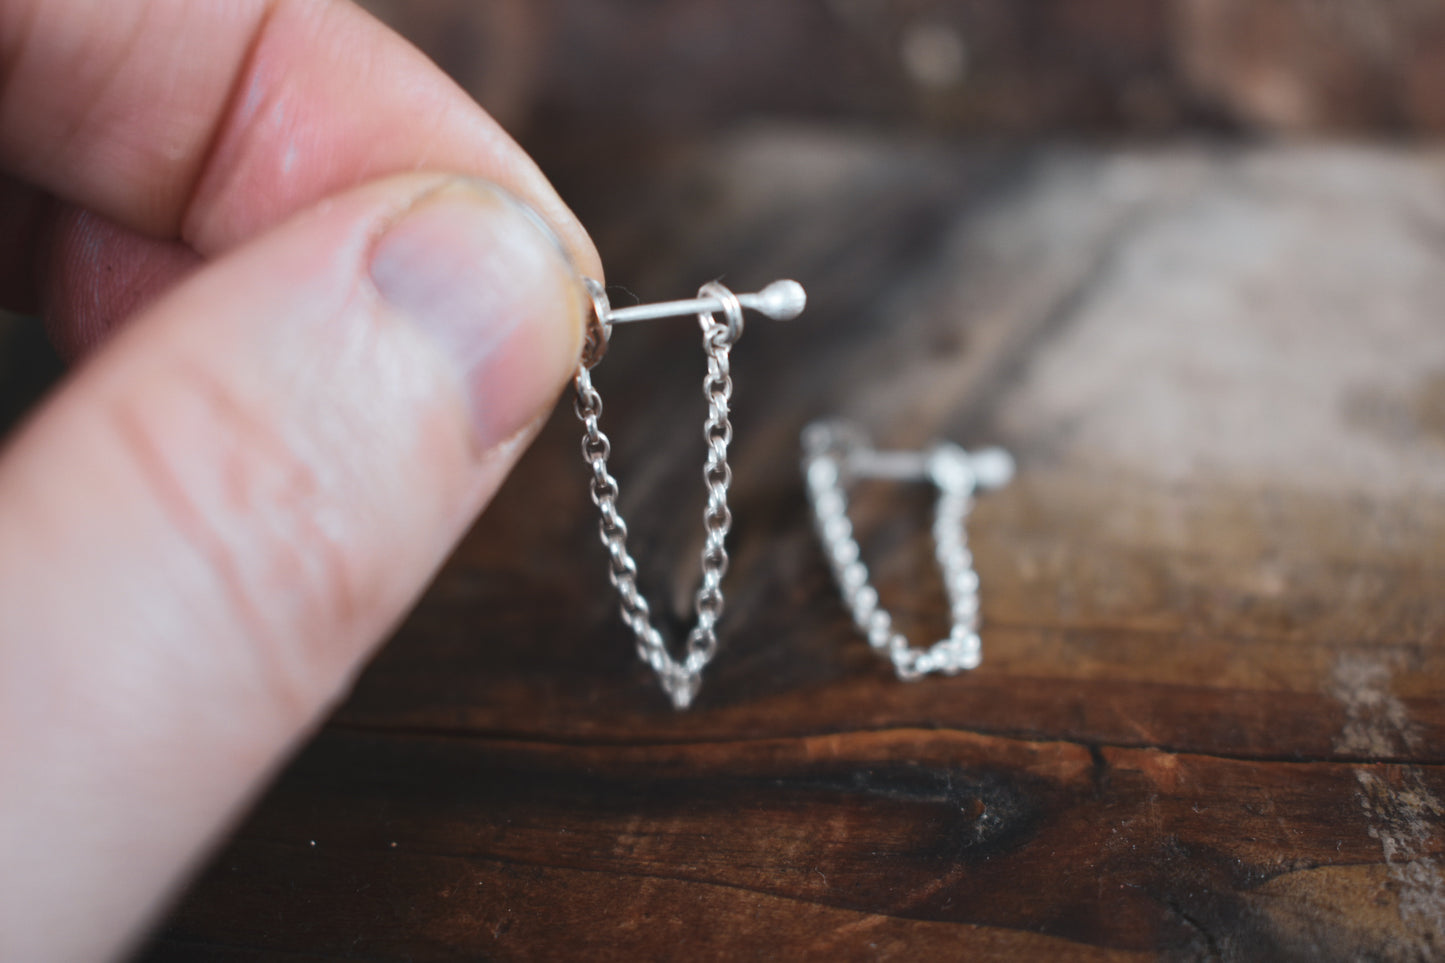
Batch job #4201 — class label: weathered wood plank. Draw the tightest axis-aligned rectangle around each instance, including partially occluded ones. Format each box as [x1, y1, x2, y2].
[148, 727, 1442, 960]
[132, 139, 1445, 960]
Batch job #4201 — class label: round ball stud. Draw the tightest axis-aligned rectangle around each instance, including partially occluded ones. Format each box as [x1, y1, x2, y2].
[752, 279, 808, 321]
[971, 447, 1016, 490]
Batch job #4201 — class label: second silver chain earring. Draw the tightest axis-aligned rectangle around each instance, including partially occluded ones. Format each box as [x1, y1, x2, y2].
[574, 277, 806, 709]
[801, 420, 1014, 680]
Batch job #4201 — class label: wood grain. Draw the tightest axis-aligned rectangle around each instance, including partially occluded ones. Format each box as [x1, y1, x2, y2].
[121, 137, 1445, 960]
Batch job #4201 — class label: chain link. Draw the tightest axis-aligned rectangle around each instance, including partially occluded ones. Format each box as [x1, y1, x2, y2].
[801, 420, 1010, 680]
[573, 284, 741, 709]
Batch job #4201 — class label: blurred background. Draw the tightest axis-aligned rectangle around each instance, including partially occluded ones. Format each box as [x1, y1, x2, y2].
[360, 0, 1445, 142]
[342, 0, 1445, 499]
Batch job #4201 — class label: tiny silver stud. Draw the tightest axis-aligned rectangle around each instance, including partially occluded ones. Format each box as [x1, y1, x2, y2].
[606, 279, 806, 325]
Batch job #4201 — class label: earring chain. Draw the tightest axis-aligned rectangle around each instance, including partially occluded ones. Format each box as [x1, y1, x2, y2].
[802, 422, 999, 680]
[573, 287, 739, 709]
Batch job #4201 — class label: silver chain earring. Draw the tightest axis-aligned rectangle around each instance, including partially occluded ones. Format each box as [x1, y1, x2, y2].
[801, 420, 1014, 680]
[574, 278, 806, 709]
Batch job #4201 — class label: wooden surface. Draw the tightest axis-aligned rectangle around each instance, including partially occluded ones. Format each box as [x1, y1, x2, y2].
[87, 136, 1443, 960]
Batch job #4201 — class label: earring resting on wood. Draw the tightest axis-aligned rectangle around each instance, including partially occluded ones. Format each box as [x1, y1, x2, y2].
[801, 419, 1014, 680]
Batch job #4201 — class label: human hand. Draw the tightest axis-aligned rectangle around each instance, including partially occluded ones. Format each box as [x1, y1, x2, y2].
[0, 2, 599, 960]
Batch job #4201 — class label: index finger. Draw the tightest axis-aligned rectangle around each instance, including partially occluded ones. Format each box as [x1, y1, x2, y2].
[0, 0, 601, 278]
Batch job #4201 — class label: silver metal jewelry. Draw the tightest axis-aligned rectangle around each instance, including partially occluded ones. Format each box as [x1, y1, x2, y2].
[801, 420, 1015, 681]
[574, 278, 807, 709]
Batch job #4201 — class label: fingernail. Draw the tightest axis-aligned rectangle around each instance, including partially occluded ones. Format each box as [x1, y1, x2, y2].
[369, 181, 583, 452]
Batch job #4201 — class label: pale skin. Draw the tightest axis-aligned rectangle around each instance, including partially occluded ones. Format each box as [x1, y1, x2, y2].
[0, 1, 601, 960]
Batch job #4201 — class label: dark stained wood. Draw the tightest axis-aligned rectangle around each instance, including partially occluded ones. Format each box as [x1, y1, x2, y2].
[144, 727, 1441, 961]
[93, 133, 1445, 960]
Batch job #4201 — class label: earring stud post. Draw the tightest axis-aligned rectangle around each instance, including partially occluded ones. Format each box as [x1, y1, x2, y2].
[607, 279, 806, 325]
[845, 449, 933, 482]
[845, 446, 1016, 491]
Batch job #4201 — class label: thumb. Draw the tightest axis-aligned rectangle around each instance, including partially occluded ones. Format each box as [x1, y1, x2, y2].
[0, 174, 584, 962]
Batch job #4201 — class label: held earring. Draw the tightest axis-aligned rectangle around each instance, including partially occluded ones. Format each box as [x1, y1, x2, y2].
[801, 420, 1015, 681]
[574, 278, 807, 709]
